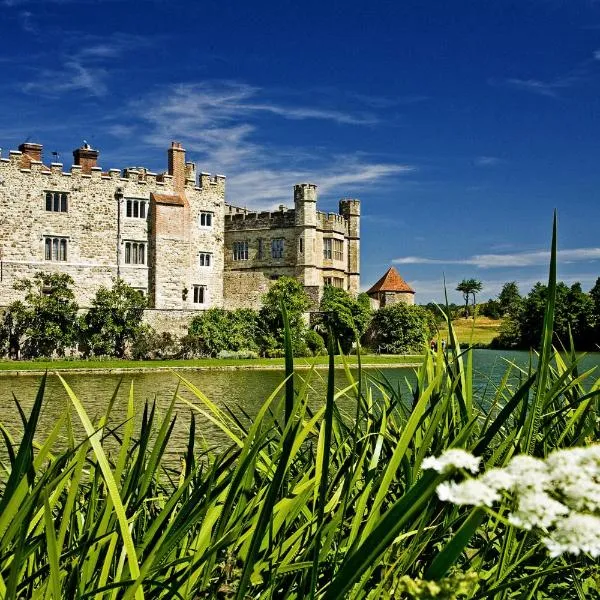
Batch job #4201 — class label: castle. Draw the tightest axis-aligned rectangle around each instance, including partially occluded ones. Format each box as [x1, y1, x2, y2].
[0, 141, 360, 330]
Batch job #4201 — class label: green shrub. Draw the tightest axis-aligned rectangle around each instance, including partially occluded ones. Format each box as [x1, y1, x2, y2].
[188, 308, 259, 357]
[305, 329, 326, 355]
[366, 302, 433, 354]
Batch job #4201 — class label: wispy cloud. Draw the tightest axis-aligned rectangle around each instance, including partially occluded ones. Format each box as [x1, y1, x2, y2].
[112, 81, 414, 207]
[501, 75, 579, 97]
[393, 247, 600, 268]
[494, 50, 600, 98]
[21, 33, 150, 97]
[23, 60, 108, 97]
[474, 155, 503, 167]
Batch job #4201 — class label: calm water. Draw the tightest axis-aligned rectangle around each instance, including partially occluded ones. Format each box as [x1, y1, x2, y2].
[1, 350, 599, 456]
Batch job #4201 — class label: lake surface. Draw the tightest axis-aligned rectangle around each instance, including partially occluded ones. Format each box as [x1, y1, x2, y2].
[1, 350, 599, 456]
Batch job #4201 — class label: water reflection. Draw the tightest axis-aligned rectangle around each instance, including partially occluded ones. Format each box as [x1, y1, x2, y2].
[1, 350, 598, 457]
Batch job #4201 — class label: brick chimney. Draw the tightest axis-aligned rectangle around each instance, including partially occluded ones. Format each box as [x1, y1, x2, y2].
[168, 141, 186, 192]
[73, 143, 99, 174]
[18, 142, 43, 168]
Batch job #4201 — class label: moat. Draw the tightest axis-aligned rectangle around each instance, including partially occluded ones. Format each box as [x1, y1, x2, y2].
[2, 349, 599, 454]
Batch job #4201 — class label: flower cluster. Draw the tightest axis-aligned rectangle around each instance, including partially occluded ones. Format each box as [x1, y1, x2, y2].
[424, 445, 600, 558]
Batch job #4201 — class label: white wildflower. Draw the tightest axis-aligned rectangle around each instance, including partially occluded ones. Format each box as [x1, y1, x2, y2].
[480, 468, 516, 492]
[546, 445, 600, 512]
[436, 479, 500, 507]
[422, 449, 481, 475]
[508, 491, 569, 530]
[504, 455, 550, 491]
[542, 513, 600, 558]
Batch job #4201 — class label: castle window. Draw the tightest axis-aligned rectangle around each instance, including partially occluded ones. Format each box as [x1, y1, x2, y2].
[124, 241, 146, 265]
[257, 238, 263, 259]
[199, 212, 213, 228]
[193, 285, 206, 304]
[299, 238, 303, 254]
[126, 199, 147, 219]
[323, 238, 332, 260]
[324, 276, 344, 288]
[271, 238, 284, 259]
[333, 239, 343, 261]
[44, 237, 67, 261]
[233, 241, 248, 261]
[199, 252, 212, 267]
[45, 191, 68, 213]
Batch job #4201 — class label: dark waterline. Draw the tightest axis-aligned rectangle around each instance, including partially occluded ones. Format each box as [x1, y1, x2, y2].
[1, 350, 599, 455]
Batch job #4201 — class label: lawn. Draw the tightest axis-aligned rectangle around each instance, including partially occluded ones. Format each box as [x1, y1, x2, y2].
[437, 316, 502, 346]
[0, 353, 423, 372]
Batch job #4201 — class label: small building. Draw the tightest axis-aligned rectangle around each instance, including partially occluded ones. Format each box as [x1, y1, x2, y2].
[366, 266, 415, 308]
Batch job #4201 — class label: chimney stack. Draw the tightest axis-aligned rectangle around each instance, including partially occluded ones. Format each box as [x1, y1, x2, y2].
[73, 142, 99, 174]
[18, 142, 43, 168]
[168, 141, 186, 192]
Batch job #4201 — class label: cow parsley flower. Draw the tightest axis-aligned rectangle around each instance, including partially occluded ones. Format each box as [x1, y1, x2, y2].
[546, 446, 600, 512]
[422, 449, 481, 475]
[508, 491, 569, 530]
[480, 468, 516, 492]
[436, 479, 500, 507]
[504, 455, 550, 492]
[542, 513, 600, 558]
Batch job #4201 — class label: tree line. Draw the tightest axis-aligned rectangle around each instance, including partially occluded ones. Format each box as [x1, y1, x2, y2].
[490, 279, 600, 350]
[0, 273, 436, 360]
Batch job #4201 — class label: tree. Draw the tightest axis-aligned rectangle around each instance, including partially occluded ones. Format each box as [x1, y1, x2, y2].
[316, 287, 372, 354]
[367, 303, 432, 354]
[258, 277, 311, 355]
[3, 273, 80, 358]
[498, 282, 522, 317]
[80, 280, 146, 357]
[456, 279, 482, 317]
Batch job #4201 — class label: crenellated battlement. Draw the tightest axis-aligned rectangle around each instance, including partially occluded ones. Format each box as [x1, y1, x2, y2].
[317, 210, 349, 234]
[225, 206, 296, 230]
[0, 141, 223, 194]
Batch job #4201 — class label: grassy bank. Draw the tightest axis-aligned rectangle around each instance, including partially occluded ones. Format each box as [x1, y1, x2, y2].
[438, 315, 502, 346]
[0, 353, 422, 373]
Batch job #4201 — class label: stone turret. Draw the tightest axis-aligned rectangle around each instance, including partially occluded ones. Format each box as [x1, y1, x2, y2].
[339, 198, 360, 295]
[294, 183, 320, 297]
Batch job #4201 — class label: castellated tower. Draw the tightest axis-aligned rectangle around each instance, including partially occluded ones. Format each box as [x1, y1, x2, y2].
[294, 183, 320, 303]
[339, 198, 361, 295]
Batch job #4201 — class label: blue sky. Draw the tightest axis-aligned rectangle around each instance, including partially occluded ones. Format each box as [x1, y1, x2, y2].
[2, 0, 600, 303]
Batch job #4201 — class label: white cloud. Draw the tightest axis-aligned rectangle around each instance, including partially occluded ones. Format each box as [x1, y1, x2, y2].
[475, 155, 502, 166]
[23, 60, 108, 97]
[393, 247, 600, 268]
[112, 81, 414, 208]
[594, 49, 600, 60]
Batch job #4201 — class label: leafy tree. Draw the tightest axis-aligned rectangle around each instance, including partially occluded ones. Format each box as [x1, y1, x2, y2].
[3, 273, 79, 358]
[187, 308, 259, 357]
[258, 277, 311, 355]
[480, 299, 502, 320]
[0, 302, 29, 358]
[316, 287, 372, 353]
[456, 279, 482, 317]
[498, 281, 522, 317]
[367, 303, 432, 354]
[80, 280, 146, 358]
[565, 283, 595, 348]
